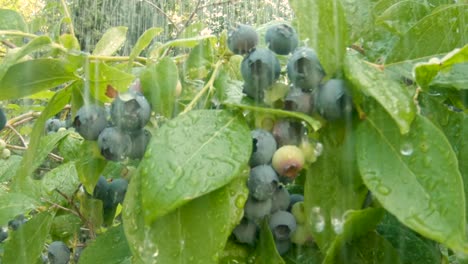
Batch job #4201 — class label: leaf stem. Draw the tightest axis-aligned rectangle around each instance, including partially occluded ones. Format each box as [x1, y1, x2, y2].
[88, 55, 147, 64]
[60, 0, 75, 37]
[181, 60, 224, 114]
[0, 30, 38, 39]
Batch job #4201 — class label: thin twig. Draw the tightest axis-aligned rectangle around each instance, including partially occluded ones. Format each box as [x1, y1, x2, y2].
[142, 0, 180, 34]
[6, 111, 41, 126]
[6, 144, 64, 162]
[196, 0, 239, 11]
[60, 0, 75, 36]
[1, 40, 17, 49]
[5, 124, 27, 147]
[41, 198, 81, 217]
[174, 0, 202, 40]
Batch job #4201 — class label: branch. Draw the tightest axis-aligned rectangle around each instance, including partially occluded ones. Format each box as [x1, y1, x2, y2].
[7, 144, 64, 162]
[142, 0, 180, 34]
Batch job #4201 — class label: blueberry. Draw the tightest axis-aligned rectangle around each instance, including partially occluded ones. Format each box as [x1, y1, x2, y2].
[275, 239, 292, 255]
[287, 194, 304, 211]
[244, 196, 272, 221]
[248, 165, 279, 201]
[271, 185, 290, 213]
[250, 129, 277, 167]
[227, 24, 258, 55]
[287, 47, 325, 91]
[93, 176, 112, 208]
[265, 23, 298, 55]
[272, 120, 304, 147]
[73, 105, 108, 140]
[8, 214, 27, 230]
[73, 245, 85, 263]
[108, 178, 128, 206]
[47, 241, 70, 264]
[111, 91, 151, 131]
[0, 107, 7, 131]
[315, 79, 352, 121]
[233, 218, 258, 246]
[284, 86, 314, 114]
[128, 129, 152, 160]
[0, 228, 8, 242]
[97, 127, 132, 161]
[45, 118, 65, 134]
[272, 145, 305, 179]
[241, 48, 281, 101]
[269, 210, 297, 241]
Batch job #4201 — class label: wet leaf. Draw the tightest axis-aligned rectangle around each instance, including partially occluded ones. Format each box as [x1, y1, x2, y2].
[253, 220, 285, 264]
[41, 162, 80, 204]
[344, 54, 416, 134]
[123, 172, 248, 264]
[304, 121, 367, 251]
[290, 0, 348, 76]
[356, 104, 467, 253]
[386, 4, 468, 63]
[341, 0, 374, 42]
[92, 26, 128, 56]
[376, 1, 430, 35]
[184, 39, 215, 79]
[75, 141, 107, 194]
[78, 225, 132, 264]
[128, 27, 163, 67]
[0, 155, 22, 182]
[0, 192, 38, 226]
[140, 57, 179, 118]
[0, 59, 78, 100]
[86, 61, 134, 102]
[3, 212, 54, 264]
[139, 110, 251, 223]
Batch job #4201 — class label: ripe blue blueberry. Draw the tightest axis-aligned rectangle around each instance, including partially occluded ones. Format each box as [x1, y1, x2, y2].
[265, 23, 298, 55]
[8, 214, 27, 230]
[275, 239, 292, 255]
[108, 178, 128, 206]
[111, 91, 151, 131]
[0, 228, 8, 242]
[128, 129, 152, 160]
[248, 165, 279, 201]
[45, 118, 66, 134]
[250, 129, 277, 167]
[241, 48, 281, 101]
[97, 127, 132, 161]
[227, 24, 258, 55]
[315, 79, 353, 121]
[0, 108, 6, 131]
[269, 210, 297, 241]
[244, 196, 272, 221]
[73, 105, 108, 140]
[233, 218, 258, 246]
[93, 176, 113, 208]
[287, 47, 325, 91]
[271, 185, 290, 213]
[284, 86, 314, 114]
[272, 120, 304, 147]
[47, 241, 70, 264]
[288, 193, 304, 211]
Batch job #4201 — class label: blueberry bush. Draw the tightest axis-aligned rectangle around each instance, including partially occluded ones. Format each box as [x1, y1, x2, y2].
[0, 0, 467, 263]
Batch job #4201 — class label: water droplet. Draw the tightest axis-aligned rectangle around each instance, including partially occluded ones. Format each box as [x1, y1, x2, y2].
[376, 184, 391, 195]
[314, 142, 324, 157]
[331, 217, 344, 234]
[419, 142, 429, 153]
[235, 195, 246, 208]
[400, 142, 413, 156]
[310, 207, 325, 232]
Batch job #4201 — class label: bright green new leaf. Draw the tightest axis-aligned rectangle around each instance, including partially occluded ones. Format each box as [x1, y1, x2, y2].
[344, 54, 416, 134]
[0, 9, 27, 31]
[289, 0, 348, 76]
[356, 106, 467, 253]
[0, 59, 78, 100]
[0, 192, 38, 226]
[140, 57, 179, 118]
[128, 27, 163, 68]
[386, 4, 468, 63]
[92, 26, 128, 56]
[78, 225, 132, 264]
[85, 61, 134, 102]
[139, 110, 251, 223]
[184, 39, 215, 79]
[75, 141, 107, 194]
[3, 212, 54, 264]
[123, 171, 248, 264]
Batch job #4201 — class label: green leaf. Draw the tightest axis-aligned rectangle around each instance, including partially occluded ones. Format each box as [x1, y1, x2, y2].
[12, 88, 72, 196]
[304, 121, 367, 251]
[50, 214, 81, 240]
[0, 36, 52, 81]
[377, 212, 442, 264]
[59, 33, 80, 50]
[376, 1, 430, 35]
[0, 9, 27, 31]
[344, 54, 416, 134]
[3, 212, 54, 264]
[123, 172, 248, 264]
[41, 162, 80, 204]
[323, 231, 402, 264]
[139, 110, 251, 223]
[57, 132, 83, 162]
[0, 192, 38, 226]
[149, 35, 217, 59]
[414, 44, 468, 89]
[184, 39, 215, 79]
[86, 61, 135, 102]
[92, 26, 128, 56]
[386, 4, 468, 63]
[0, 155, 22, 182]
[0, 59, 78, 100]
[128, 27, 163, 67]
[356, 105, 467, 253]
[289, 0, 348, 76]
[78, 225, 131, 264]
[322, 208, 385, 263]
[79, 197, 103, 229]
[253, 220, 285, 264]
[140, 57, 179, 117]
[340, 0, 374, 42]
[75, 141, 107, 194]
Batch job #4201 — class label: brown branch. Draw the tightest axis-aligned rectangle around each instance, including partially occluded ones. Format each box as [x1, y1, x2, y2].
[1, 40, 17, 49]
[6, 144, 64, 162]
[5, 124, 27, 147]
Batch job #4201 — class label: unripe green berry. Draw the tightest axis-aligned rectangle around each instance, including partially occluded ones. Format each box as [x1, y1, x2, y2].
[1, 148, 11, 159]
[291, 201, 306, 224]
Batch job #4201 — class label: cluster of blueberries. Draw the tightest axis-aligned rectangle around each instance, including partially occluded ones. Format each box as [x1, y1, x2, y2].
[232, 125, 315, 255]
[228, 23, 352, 121]
[73, 89, 152, 161]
